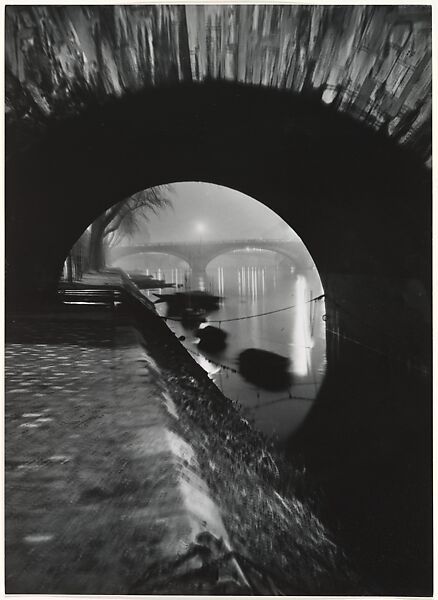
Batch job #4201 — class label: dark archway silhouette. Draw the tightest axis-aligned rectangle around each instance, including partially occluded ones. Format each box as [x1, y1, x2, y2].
[6, 82, 430, 302]
[6, 81, 432, 594]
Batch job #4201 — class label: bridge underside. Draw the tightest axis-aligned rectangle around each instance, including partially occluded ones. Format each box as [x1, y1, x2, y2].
[6, 82, 430, 303]
[6, 5, 431, 162]
[5, 4, 431, 299]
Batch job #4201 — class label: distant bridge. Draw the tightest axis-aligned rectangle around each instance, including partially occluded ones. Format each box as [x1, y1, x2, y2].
[108, 239, 315, 272]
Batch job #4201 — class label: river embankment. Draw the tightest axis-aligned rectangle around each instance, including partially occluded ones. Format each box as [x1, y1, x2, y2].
[121, 273, 363, 594]
[6, 270, 362, 595]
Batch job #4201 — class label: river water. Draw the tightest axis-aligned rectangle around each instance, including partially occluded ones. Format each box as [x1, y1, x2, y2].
[142, 262, 326, 442]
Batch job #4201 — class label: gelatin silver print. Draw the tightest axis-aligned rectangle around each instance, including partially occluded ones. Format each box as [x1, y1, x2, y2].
[5, 4, 432, 596]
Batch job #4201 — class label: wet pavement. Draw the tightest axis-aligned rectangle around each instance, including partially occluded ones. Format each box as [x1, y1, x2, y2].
[5, 277, 244, 594]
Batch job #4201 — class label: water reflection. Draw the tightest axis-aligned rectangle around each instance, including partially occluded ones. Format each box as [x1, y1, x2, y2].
[143, 263, 326, 442]
[237, 266, 265, 301]
[291, 275, 312, 377]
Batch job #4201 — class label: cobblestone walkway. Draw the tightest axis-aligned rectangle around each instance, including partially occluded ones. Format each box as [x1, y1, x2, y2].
[6, 313, 160, 593]
[5, 293, 238, 594]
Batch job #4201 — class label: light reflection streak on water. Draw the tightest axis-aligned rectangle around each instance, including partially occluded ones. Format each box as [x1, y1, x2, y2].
[218, 267, 224, 296]
[248, 267, 254, 302]
[291, 275, 311, 377]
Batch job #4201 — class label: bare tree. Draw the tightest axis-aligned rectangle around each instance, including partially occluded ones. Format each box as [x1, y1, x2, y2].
[87, 186, 172, 271]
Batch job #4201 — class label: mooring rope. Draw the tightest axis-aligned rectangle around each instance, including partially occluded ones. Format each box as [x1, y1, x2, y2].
[158, 290, 429, 375]
[160, 294, 325, 324]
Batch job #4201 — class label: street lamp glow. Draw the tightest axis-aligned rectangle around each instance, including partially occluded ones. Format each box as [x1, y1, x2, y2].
[195, 222, 206, 234]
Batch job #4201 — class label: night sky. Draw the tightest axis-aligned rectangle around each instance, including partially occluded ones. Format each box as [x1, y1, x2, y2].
[128, 182, 300, 245]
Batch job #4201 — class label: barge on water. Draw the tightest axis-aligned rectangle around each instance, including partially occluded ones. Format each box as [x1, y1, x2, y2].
[238, 348, 292, 391]
[197, 325, 228, 351]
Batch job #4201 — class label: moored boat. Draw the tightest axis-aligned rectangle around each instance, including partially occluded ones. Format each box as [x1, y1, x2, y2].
[238, 348, 292, 390]
[196, 325, 227, 351]
[180, 307, 207, 328]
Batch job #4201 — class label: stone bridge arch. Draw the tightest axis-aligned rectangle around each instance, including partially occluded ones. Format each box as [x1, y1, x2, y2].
[109, 245, 201, 269]
[6, 5, 431, 161]
[109, 238, 316, 273]
[111, 248, 191, 271]
[5, 5, 431, 301]
[6, 78, 430, 302]
[209, 241, 315, 273]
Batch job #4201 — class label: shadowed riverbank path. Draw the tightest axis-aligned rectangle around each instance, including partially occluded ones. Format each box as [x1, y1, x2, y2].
[5, 272, 248, 594]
